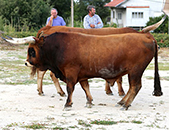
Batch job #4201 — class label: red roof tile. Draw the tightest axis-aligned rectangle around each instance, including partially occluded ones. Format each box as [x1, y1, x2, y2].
[104, 0, 126, 7]
[127, 6, 149, 8]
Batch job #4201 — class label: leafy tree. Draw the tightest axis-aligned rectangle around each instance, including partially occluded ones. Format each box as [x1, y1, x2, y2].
[0, 0, 51, 31]
[46, 0, 71, 21]
[146, 14, 168, 33]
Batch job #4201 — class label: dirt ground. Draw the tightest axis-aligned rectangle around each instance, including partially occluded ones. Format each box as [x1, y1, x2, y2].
[0, 43, 169, 129]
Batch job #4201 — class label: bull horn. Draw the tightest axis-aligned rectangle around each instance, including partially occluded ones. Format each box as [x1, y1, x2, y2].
[141, 14, 167, 33]
[6, 35, 13, 40]
[1, 36, 35, 44]
[6, 36, 35, 41]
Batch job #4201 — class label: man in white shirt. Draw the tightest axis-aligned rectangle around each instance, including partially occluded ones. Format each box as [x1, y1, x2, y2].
[83, 5, 103, 29]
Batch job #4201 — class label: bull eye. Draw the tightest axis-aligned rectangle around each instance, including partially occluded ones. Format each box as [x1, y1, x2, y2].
[28, 47, 36, 58]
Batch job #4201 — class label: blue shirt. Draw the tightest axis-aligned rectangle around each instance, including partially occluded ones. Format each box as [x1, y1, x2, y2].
[83, 14, 103, 29]
[46, 15, 66, 26]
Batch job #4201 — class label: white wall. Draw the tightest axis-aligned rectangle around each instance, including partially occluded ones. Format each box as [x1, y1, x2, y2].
[126, 7, 149, 27]
[109, 0, 165, 27]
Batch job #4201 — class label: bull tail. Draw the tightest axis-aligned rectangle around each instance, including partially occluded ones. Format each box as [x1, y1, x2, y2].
[153, 41, 163, 96]
[141, 15, 167, 33]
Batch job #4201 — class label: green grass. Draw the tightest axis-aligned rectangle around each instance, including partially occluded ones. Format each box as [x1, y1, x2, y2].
[147, 62, 169, 70]
[21, 123, 46, 129]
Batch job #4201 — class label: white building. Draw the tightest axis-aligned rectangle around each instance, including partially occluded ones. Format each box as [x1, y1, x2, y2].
[105, 0, 165, 29]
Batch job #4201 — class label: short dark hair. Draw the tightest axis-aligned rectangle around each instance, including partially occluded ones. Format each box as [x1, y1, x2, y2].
[87, 5, 95, 12]
[51, 8, 58, 13]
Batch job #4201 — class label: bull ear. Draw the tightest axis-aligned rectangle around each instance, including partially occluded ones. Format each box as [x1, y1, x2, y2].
[33, 37, 39, 44]
[38, 36, 45, 47]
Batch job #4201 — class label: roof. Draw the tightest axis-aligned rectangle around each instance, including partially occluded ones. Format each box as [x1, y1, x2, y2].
[126, 6, 149, 8]
[104, 0, 126, 7]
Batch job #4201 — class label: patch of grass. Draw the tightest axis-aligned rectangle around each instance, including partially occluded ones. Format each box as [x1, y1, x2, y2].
[78, 120, 91, 127]
[21, 123, 46, 129]
[90, 119, 142, 125]
[90, 120, 117, 125]
[145, 76, 154, 80]
[6, 122, 19, 127]
[131, 120, 143, 124]
[53, 126, 68, 130]
[147, 62, 169, 70]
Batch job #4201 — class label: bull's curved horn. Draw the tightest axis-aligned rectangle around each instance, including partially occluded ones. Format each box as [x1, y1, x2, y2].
[141, 15, 167, 33]
[1, 36, 35, 44]
[6, 36, 35, 41]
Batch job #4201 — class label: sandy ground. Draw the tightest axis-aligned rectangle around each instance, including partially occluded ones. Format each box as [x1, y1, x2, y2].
[0, 44, 169, 129]
[0, 70, 169, 130]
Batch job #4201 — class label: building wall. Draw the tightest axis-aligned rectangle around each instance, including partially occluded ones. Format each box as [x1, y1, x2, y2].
[109, 0, 164, 28]
[126, 7, 149, 27]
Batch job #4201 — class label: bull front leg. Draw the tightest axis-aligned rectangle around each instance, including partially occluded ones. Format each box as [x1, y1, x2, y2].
[80, 80, 93, 108]
[37, 69, 46, 96]
[65, 82, 75, 108]
[50, 71, 66, 97]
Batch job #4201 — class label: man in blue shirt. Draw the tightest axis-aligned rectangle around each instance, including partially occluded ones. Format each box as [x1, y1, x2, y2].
[83, 5, 103, 29]
[46, 8, 66, 26]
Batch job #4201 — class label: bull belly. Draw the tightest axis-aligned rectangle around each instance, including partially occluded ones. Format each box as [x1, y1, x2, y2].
[79, 67, 126, 80]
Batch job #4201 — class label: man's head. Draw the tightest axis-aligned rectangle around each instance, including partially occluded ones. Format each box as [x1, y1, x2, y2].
[51, 8, 58, 18]
[87, 5, 96, 16]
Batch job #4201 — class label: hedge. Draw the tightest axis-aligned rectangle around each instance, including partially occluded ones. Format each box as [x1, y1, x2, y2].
[152, 33, 169, 48]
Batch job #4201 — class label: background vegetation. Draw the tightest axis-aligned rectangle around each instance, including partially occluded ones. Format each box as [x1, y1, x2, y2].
[0, 0, 169, 48]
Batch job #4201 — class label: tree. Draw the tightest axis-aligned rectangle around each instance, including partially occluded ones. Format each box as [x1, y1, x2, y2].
[0, 0, 51, 31]
[47, 0, 71, 21]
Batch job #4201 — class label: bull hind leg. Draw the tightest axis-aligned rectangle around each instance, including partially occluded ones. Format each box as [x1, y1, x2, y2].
[118, 75, 142, 110]
[105, 81, 113, 95]
[116, 77, 125, 96]
[50, 71, 66, 97]
[80, 80, 93, 108]
[37, 70, 46, 96]
[105, 77, 125, 96]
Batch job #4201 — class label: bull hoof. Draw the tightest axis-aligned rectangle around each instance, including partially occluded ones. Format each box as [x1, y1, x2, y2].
[119, 92, 125, 97]
[64, 103, 73, 108]
[63, 106, 72, 111]
[85, 102, 94, 108]
[38, 92, 45, 96]
[117, 101, 125, 106]
[121, 104, 131, 110]
[153, 91, 163, 96]
[106, 92, 114, 96]
[58, 92, 66, 97]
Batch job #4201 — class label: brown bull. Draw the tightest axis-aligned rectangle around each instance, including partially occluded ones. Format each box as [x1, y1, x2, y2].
[2, 15, 166, 101]
[34, 15, 165, 97]
[36, 26, 139, 96]
[25, 31, 162, 110]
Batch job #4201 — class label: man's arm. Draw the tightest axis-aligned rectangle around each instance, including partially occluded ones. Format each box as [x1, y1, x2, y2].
[46, 16, 53, 26]
[83, 16, 92, 29]
[95, 15, 103, 28]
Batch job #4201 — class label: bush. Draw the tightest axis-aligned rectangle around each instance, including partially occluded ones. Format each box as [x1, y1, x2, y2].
[2, 31, 37, 38]
[152, 33, 169, 48]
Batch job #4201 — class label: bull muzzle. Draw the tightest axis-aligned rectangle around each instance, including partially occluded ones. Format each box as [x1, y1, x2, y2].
[25, 61, 33, 67]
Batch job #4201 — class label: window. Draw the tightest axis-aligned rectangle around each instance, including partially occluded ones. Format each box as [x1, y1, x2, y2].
[132, 12, 143, 18]
[118, 13, 122, 19]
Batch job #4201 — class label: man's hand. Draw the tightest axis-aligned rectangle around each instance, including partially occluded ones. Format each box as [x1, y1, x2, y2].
[90, 24, 95, 28]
